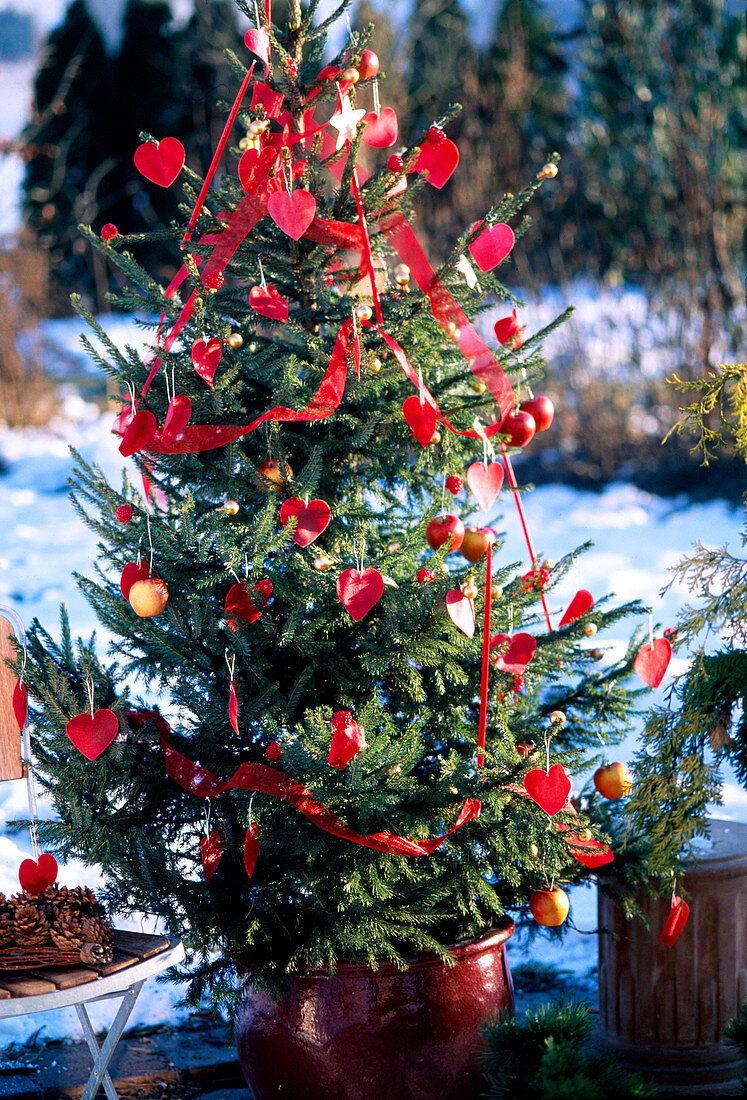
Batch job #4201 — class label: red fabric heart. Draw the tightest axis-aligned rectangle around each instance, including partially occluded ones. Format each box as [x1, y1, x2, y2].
[66, 708, 119, 761]
[634, 637, 672, 688]
[238, 146, 276, 193]
[413, 137, 459, 189]
[120, 561, 150, 599]
[18, 853, 58, 895]
[225, 582, 262, 627]
[362, 107, 398, 148]
[337, 568, 385, 621]
[490, 632, 536, 675]
[403, 395, 436, 447]
[267, 190, 317, 240]
[134, 137, 185, 187]
[119, 409, 157, 458]
[229, 680, 239, 734]
[446, 589, 476, 638]
[279, 497, 332, 547]
[162, 394, 192, 444]
[192, 338, 223, 387]
[250, 284, 289, 323]
[244, 823, 260, 878]
[524, 764, 572, 816]
[201, 830, 222, 883]
[468, 222, 515, 272]
[559, 589, 594, 627]
[660, 896, 689, 947]
[567, 837, 614, 869]
[328, 710, 367, 769]
[12, 681, 27, 730]
[244, 27, 270, 67]
[466, 460, 504, 512]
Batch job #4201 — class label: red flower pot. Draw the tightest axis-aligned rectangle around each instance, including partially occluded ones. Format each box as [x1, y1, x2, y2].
[235, 919, 515, 1100]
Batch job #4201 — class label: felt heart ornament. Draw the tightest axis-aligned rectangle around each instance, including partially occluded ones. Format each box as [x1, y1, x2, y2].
[490, 632, 537, 675]
[634, 637, 672, 688]
[238, 146, 276, 193]
[120, 560, 150, 599]
[192, 338, 223, 387]
[559, 589, 594, 627]
[244, 823, 260, 878]
[337, 568, 385, 621]
[250, 284, 289, 323]
[244, 27, 270, 67]
[403, 395, 436, 447]
[267, 189, 317, 240]
[134, 137, 185, 187]
[524, 764, 572, 817]
[467, 460, 504, 512]
[568, 838, 614, 869]
[201, 831, 222, 884]
[413, 137, 459, 189]
[162, 394, 192, 444]
[660, 896, 689, 948]
[119, 409, 157, 458]
[66, 708, 119, 761]
[18, 853, 58, 896]
[468, 222, 515, 272]
[362, 107, 398, 148]
[225, 582, 262, 626]
[229, 680, 239, 734]
[12, 680, 27, 730]
[280, 497, 332, 547]
[446, 589, 476, 638]
[328, 710, 367, 769]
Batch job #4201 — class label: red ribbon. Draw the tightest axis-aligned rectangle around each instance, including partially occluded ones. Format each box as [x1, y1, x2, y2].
[161, 734, 481, 857]
[477, 541, 493, 767]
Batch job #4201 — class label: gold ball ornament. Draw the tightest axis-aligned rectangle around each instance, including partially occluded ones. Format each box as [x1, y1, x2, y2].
[342, 67, 360, 83]
[461, 576, 479, 599]
[239, 136, 253, 152]
[491, 584, 503, 600]
[222, 500, 240, 516]
[356, 305, 373, 322]
[549, 709, 567, 727]
[388, 764, 402, 777]
[430, 431, 442, 444]
[313, 555, 335, 572]
[128, 577, 169, 618]
[369, 358, 382, 375]
[591, 648, 604, 661]
[249, 119, 270, 135]
[471, 381, 487, 394]
[227, 333, 243, 349]
[528, 843, 539, 858]
[537, 163, 558, 180]
[541, 558, 554, 570]
[584, 623, 598, 637]
[394, 263, 411, 288]
[386, 540, 402, 552]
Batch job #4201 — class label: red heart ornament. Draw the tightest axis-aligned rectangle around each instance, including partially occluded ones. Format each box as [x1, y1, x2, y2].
[634, 637, 672, 688]
[120, 561, 150, 599]
[238, 146, 276, 193]
[468, 222, 515, 272]
[12, 680, 27, 730]
[337, 568, 384, 621]
[244, 27, 270, 67]
[119, 409, 157, 458]
[162, 394, 192, 444]
[280, 497, 332, 547]
[244, 823, 260, 878]
[66, 708, 119, 761]
[524, 764, 572, 816]
[446, 589, 476, 638]
[403, 395, 436, 447]
[490, 632, 536, 675]
[267, 190, 317, 240]
[201, 830, 222, 883]
[18, 853, 58, 895]
[134, 137, 185, 187]
[250, 284, 289, 323]
[568, 838, 614, 869]
[362, 107, 398, 148]
[225, 582, 262, 626]
[192, 338, 223, 387]
[328, 711, 367, 770]
[559, 589, 594, 627]
[466, 461, 504, 512]
[413, 137, 459, 189]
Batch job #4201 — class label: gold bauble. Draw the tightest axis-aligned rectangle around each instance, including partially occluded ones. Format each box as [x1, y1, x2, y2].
[342, 67, 360, 83]
[227, 333, 243, 349]
[491, 585, 503, 600]
[356, 305, 373, 322]
[584, 623, 598, 637]
[537, 163, 558, 180]
[549, 709, 566, 727]
[471, 381, 486, 394]
[313, 555, 335, 572]
[223, 500, 240, 516]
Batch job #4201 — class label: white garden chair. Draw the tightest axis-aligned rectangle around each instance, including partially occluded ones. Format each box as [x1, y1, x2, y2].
[0, 605, 184, 1100]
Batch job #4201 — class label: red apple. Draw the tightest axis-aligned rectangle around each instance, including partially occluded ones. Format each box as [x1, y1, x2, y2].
[425, 514, 464, 553]
[128, 577, 169, 618]
[357, 49, 379, 80]
[461, 526, 491, 563]
[529, 887, 569, 927]
[500, 410, 536, 448]
[520, 395, 554, 432]
[255, 460, 293, 492]
[593, 762, 633, 800]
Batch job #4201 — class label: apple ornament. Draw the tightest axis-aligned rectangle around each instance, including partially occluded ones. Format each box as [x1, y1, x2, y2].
[593, 762, 633, 800]
[461, 526, 492, 564]
[501, 410, 536, 448]
[520, 395, 554, 433]
[425, 514, 465, 553]
[529, 887, 570, 927]
[128, 577, 169, 618]
[255, 460, 293, 492]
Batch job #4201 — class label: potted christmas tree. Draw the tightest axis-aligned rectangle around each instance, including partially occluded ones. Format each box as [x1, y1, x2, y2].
[16, 3, 646, 1097]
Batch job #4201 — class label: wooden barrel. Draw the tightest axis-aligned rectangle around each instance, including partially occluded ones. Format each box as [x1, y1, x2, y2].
[598, 819, 747, 1096]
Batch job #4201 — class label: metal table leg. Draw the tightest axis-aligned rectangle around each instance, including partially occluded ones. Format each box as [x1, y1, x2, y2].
[75, 980, 145, 1100]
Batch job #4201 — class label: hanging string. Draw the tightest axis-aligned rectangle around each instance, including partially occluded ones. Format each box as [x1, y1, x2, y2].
[146, 513, 155, 573]
[87, 675, 95, 719]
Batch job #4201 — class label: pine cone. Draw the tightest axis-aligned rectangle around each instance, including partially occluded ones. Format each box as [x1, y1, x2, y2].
[13, 903, 51, 947]
[71, 886, 105, 919]
[0, 911, 14, 948]
[81, 915, 113, 947]
[50, 912, 85, 950]
[41, 884, 77, 923]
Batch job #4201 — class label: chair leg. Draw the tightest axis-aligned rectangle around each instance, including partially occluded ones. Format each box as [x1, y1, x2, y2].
[75, 980, 144, 1100]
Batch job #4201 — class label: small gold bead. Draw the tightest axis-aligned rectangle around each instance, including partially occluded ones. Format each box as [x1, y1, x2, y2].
[491, 585, 503, 601]
[462, 580, 479, 599]
[394, 263, 410, 284]
[538, 163, 558, 180]
[529, 843, 539, 858]
[342, 67, 360, 84]
[549, 709, 566, 727]
[449, 785, 458, 795]
[370, 357, 382, 375]
[388, 764, 402, 777]
[239, 136, 252, 151]
[430, 431, 441, 444]
[249, 119, 269, 135]
[313, 555, 335, 572]
[576, 828, 593, 842]
[471, 380, 486, 394]
[541, 558, 554, 570]
[223, 500, 240, 516]
[591, 648, 604, 661]
[386, 540, 401, 552]
[584, 623, 598, 637]
[227, 333, 243, 349]
[356, 305, 373, 322]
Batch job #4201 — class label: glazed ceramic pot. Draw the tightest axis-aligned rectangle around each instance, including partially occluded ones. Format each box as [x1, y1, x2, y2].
[235, 919, 515, 1100]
